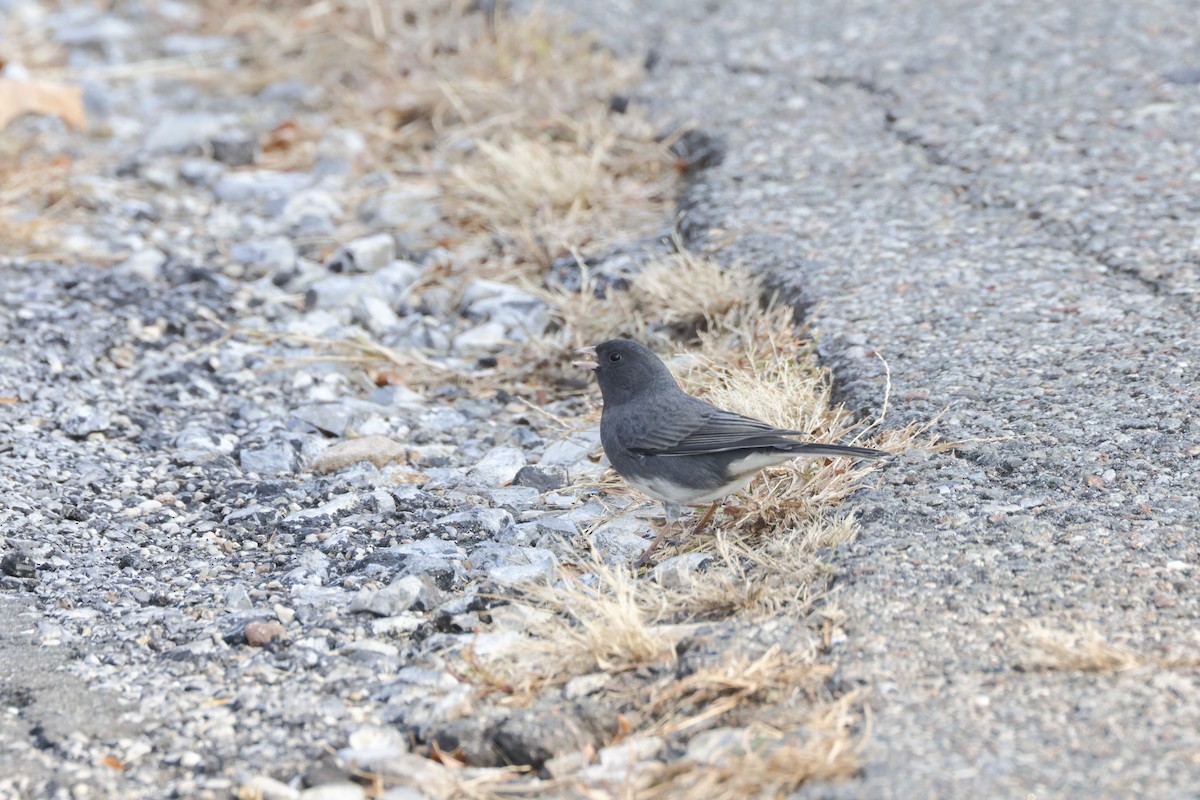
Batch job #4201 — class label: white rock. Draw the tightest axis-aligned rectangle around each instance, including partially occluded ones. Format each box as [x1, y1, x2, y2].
[330, 233, 395, 273]
[599, 735, 665, 767]
[318, 127, 367, 161]
[454, 320, 507, 352]
[299, 783, 365, 800]
[280, 189, 343, 228]
[564, 672, 611, 699]
[118, 248, 166, 281]
[468, 446, 527, 486]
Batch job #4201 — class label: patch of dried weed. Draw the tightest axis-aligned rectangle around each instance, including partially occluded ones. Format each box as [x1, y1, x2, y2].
[1019, 625, 1200, 674]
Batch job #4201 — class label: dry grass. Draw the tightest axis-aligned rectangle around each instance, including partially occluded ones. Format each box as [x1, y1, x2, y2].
[1019, 626, 1200, 674]
[0, 146, 77, 254]
[188, 0, 676, 263]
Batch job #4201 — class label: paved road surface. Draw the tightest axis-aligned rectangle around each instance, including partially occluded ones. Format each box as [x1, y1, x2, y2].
[551, 1, 1200, 796]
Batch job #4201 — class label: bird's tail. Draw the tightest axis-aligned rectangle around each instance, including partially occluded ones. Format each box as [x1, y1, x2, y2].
[789, 443, 885, 459]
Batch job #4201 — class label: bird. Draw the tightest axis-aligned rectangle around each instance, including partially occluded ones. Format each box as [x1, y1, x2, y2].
[574, 338, 885, 567]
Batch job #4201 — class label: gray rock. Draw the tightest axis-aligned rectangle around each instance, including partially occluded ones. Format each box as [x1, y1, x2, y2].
[231, 238, 296, 272]
[52, 12, 136, 44]
[60, 405, 111, 438]
[340, 639, 400, 670]
[210, 128, 257, 167]
[434, 506, 514, 543]
[359, 186, 443, 235]
[280, 495, 360, 529]
[512, 464, 569, 492]
[225, 505, 282, 527]
[598, 735, 665, 768]
[592, 517, 651, 563]
[239, 441, 298, 475]
[467, 446, 526, 486]
[239, 776, 300, 800]
[651, 553, 713, 588]
[491, 709, 599, 770]
[378, 787, 430, 800]
[178, 158, 225, 187]
[290, 403, 369, 437]
[539, 433, 600, 465]
[470, 545, 557, 585]
[488, 562, 556, 585]
[459, 278, 550, 342]
[336, 725, 414, 776]
[173, 427, 238, 462]
[368, 384, 426, 408]
[117, 248, 167, 281]
[472, 486, 541, 510]
[564, 673, 611, 700]
[224, 585, 253, 610]
[306, 262, 420, 310]
[214, 169, 312, 206]
[461, 278, 545, 319]
[282, 550, 331, 587]
[504, 515, 579, 550]
[257, 78, 316, 103]
[560, 500, 612, 523]
[349, 575, 437, 616]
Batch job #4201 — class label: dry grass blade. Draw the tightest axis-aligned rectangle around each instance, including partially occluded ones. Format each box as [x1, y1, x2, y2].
[1020, 626, 1146, 673]
[1019, 626, 1200, 673]
[486, 559, 678, 696]
[649, 645, 828, 736]
[638, 695, 864, 799]
[442, 113, 674, 265]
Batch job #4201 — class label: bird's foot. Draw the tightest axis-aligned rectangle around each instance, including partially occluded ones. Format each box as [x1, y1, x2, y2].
[635, 500, 722, 569]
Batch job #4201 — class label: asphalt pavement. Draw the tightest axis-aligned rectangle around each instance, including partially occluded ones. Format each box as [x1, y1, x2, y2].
[550, 1, 1200, 796]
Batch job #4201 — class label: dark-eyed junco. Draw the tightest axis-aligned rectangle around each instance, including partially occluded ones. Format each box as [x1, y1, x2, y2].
[574, 338, 885, 566]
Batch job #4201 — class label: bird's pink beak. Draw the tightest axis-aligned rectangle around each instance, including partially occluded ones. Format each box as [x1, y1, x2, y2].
[572, 345, 598, 371]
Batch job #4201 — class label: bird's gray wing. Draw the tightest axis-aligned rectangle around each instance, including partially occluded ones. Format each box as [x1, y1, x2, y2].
[626, 407, 803, 456]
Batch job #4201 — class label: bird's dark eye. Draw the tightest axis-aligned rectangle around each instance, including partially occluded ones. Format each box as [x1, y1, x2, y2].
[608, 352, 622, 363]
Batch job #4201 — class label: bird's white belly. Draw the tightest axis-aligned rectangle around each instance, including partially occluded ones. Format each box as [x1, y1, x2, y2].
[626, 449, 795, 505]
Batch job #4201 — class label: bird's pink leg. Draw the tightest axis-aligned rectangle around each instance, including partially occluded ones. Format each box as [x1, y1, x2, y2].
[634, 500, 721, 569]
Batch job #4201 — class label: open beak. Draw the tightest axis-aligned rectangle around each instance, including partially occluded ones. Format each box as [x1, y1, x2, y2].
[572, 345, 599, 371]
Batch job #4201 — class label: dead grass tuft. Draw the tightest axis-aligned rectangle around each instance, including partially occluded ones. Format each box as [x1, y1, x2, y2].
[639, 695, 863, 798]
[1019, 626, 1200, 673]
[0, 147, 77, 255]
[443, 113, 673, 265]
[646, 645, 829, 736]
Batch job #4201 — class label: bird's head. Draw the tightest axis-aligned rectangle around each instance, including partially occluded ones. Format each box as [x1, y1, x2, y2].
[574, 338, 678, 407]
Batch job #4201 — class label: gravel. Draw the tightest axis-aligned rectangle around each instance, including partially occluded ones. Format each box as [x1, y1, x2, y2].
[0, 4, 681, 797]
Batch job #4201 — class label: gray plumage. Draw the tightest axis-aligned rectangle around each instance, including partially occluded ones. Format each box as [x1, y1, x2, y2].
[577, 338, 884, 515]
